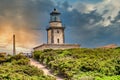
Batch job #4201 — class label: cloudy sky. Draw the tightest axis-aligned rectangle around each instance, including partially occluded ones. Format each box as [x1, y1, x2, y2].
[0, 0, 120, 53]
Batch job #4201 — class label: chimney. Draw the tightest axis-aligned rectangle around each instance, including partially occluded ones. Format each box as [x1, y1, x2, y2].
[13, 34, 16, 55]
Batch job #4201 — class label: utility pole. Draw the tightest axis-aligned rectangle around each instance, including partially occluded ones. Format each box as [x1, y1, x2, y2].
[13, 34, 16, 55]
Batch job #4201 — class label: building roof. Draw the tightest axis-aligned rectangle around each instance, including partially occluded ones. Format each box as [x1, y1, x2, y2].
[33, 44, 80, 50]
[50, 8, 61, 15]
[99, 44, 118, 49]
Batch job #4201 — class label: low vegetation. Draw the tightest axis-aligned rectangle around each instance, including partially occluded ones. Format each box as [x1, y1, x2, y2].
[0, 53, 55, 80]
[33, 48, 120, 80]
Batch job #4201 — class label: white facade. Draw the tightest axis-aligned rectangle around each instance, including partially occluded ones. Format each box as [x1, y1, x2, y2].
[50, 22, 62, 27]
[47, 9, 65, 44]
[53, 29, 64, 44]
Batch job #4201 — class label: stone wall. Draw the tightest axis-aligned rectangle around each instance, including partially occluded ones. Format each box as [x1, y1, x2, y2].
[53, 29, 64, 44]
[48, 30, 52, 44]
[33, 44, 80, 51]
[47, 27, 65, 44]
[50, 22, 62, 27]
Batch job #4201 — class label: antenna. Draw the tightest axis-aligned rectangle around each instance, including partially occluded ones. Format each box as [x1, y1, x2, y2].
[13, 34, 16, 55]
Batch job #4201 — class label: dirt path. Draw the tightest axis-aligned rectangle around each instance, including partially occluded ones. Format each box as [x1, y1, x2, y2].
[30, 58, 64, 80]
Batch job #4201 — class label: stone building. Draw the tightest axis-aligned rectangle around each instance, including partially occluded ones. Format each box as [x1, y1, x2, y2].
[99, 44, 118, 49]
[47, 8, 65, 44]
[33, 8, 80, 51]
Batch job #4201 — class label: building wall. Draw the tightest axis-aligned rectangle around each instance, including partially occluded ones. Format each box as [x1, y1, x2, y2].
[50, 22, 62, 27]
[34, 44, 80, 51]
[53, 29, 64, 44]
[48, 30, 52, 44]
[47, 28, 64, 44]
[47, 29, 64, 44]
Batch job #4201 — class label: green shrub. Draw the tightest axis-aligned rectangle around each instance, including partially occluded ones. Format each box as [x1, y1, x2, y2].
[33, 48, 120, 80]
[33, 51, 43, 60]
[0, 54, 55, 80]
[0, 53, 7, 64]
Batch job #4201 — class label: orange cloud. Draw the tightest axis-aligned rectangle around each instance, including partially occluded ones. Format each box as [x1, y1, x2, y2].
[0, 22, 42, 53]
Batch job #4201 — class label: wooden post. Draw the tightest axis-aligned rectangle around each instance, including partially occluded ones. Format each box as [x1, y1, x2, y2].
[13, 34, 16, 55]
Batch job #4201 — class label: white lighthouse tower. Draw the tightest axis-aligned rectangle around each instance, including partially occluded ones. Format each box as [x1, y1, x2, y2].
[47, 8, 65, 44]
[33, 8, 80, 51]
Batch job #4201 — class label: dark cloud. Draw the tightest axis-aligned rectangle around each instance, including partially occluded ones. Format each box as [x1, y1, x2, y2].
[0, 0, 54, 29]
[112, 11, 120, 23]
[57, 1, 120, 47]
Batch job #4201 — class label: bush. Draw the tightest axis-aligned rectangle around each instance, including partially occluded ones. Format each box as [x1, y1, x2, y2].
[0, 54, 55, 80]
[33, 51, 43, 60]
[0, 54, 6, 63]
[33, 48, 120, 79]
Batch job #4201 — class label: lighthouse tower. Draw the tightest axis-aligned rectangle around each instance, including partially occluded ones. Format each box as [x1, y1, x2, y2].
[47, 8, 65, 44]
[33, 8, 80, 51]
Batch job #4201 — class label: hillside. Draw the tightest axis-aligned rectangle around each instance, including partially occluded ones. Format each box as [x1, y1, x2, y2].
[33, 48, 120, 80]
[0, 54, 55, 80]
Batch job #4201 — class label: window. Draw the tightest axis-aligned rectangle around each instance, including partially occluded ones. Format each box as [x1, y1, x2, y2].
[57, 30, 59, 33]
[57, 39, 59, 43]
[54, 16, 57, 21]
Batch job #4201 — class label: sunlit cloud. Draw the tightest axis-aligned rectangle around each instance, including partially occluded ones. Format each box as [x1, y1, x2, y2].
[0, 0, 54, 53]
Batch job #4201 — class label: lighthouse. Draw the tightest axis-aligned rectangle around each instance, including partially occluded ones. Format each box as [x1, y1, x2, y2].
[47, 8, 65, 44]
[33, 8, 80, 51]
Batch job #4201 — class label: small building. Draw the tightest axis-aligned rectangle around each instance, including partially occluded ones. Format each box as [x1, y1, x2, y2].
[99, 44, 118, 49]
[33, 8, 80, 51]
